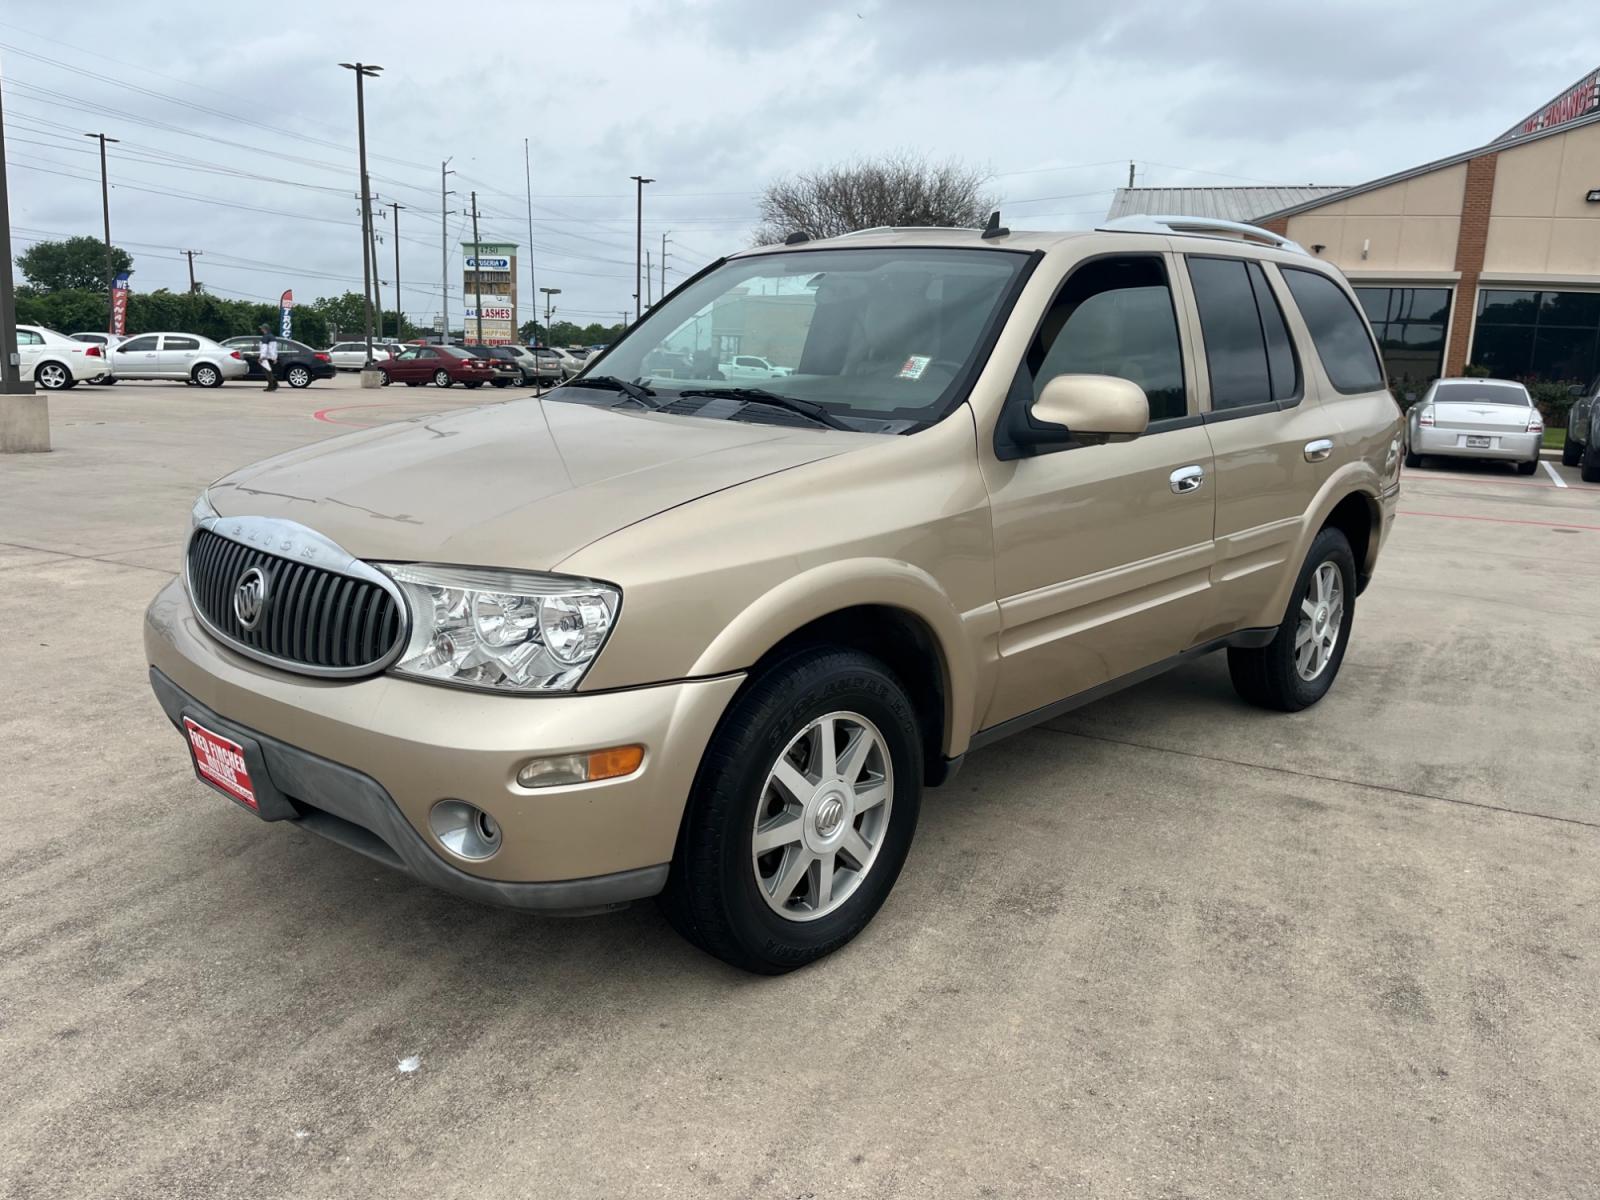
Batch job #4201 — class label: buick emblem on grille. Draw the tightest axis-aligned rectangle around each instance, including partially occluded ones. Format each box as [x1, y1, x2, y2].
[233, 566, 270, 631]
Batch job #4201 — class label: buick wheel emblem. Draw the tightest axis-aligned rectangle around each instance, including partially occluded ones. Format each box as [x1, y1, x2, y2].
[233, 566, 269, 631]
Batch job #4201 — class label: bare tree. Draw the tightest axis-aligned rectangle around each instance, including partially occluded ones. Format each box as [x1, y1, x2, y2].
[752, 154, 997, 245]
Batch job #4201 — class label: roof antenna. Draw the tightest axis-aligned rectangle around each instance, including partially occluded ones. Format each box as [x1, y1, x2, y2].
[981, 210, 1008, 239]
[784, 230, 812, 245]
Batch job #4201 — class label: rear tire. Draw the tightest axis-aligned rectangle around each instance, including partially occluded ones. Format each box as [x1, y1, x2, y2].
[192, 363, 223, 388]
[433, 370, 452, 388]
[1228, 526, 1356, 713]
[1403, 448, 1422, 469]
[1517, 455, 1539, 475]
[286, 365, 312, 389]
[1583, 438, 1600, 484]
[492, 378, 510, 388]
[35, 362, 72, 390]
[660, 648, 923, 974]
[1562, 436, 1583, 467]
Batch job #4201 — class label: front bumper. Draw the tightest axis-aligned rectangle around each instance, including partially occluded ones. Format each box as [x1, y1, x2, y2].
[144, 576, 743, 905]
[1413, 426, 1540, 462]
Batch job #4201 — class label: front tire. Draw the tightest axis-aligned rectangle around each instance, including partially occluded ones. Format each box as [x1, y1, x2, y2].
[286, 365, 312, 389]
[192, 363, 223, 388]
[433, 369, 452, 388]
[661, 648, 923, 974]
[1228, 526, 1356, 713]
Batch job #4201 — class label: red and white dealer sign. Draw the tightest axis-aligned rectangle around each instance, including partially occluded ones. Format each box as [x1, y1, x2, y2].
[183, 717, 258, 810]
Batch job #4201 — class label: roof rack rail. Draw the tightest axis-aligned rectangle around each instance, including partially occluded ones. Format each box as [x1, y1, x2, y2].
[834, 225, 973, 238]
[1097, 215, 1309, 255]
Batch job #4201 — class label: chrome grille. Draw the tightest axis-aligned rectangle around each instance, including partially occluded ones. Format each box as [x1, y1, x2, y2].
[186, 521, 406, 677]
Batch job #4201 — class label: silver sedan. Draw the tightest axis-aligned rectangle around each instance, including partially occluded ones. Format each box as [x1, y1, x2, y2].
[108, 332, 251, 388]
[1404, 378, 1544, 475]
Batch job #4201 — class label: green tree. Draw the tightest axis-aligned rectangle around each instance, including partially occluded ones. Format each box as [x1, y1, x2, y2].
[15, 287, 110, 333]
[17, 236, 134, 293]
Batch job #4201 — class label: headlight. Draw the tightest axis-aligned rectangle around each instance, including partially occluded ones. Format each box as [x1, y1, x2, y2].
[191, 491, 217, 528]
[377, 564, 619, 693]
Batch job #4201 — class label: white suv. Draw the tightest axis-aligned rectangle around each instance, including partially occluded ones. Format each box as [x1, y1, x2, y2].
[19, 325, 112, 390]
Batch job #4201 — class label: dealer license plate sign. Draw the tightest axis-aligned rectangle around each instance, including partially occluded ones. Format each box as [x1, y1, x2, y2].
[1465, 435, 1492, 448]
[183, 717, 258, 810]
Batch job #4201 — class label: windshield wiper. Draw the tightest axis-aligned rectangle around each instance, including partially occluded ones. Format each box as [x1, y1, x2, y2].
[560, 375, 660, 408]
[675, 387, 852, 431]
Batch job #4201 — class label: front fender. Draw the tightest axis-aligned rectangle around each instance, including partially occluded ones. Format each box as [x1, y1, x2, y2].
[689, 557, 982, 758]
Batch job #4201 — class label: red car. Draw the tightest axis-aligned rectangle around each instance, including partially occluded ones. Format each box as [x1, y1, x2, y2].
[378, 345, 498, 388]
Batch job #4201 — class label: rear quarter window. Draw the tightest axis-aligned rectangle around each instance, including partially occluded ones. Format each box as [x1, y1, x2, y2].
[1282, 268, 1385, 394]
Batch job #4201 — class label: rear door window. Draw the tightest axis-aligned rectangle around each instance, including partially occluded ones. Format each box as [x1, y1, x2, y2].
[1186, 258, 1272, 411]
[163, 336, 200, 351]
[1282, 268, 1386, 393]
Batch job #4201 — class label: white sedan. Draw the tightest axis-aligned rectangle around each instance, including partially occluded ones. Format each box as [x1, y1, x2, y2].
[1404, 378, 1544, 475]
[18, 325, 112, 390]
[718, 354, 792, 380]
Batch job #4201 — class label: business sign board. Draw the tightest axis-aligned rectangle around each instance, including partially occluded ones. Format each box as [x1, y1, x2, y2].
[1495, 68, 1600, 143]
[111, 272, 131, 335]
[463, 305, 515, 321]
[465, 255, 512, 271]
[463, 318, 516, 346]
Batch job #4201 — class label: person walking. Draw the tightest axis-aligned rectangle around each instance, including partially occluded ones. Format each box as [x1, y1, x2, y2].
[258, 324, 280, 392]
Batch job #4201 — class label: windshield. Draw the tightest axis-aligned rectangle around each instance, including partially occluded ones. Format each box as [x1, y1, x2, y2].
[578, 246, 1027, 429]
[1434, 383, 1530, 407]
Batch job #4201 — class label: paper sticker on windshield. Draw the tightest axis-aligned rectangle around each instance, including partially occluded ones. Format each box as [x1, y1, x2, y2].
[899, 355, 931, 380]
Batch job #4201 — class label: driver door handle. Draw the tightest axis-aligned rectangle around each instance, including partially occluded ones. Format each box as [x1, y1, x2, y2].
[1304, 438, 1334, 462]
[1169, 465, 1205, 494]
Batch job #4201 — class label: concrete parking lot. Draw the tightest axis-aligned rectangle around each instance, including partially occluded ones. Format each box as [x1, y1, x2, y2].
[2, 376, 1598, 1198]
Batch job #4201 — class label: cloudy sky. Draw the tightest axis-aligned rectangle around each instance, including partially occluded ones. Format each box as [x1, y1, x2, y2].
[4, 0, 1596, 331]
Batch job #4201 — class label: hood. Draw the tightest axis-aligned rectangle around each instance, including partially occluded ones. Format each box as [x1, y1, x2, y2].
[208, 397, 861, 571]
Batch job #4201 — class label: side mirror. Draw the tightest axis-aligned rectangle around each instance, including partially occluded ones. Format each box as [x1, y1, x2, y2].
[997, 374, 1150, 459]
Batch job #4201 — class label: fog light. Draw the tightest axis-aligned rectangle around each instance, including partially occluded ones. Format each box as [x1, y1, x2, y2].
[428, 799, 502, 860]
[516, 744, 644, 789]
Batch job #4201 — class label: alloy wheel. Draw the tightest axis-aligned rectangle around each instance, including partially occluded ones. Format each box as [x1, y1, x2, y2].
[38, 363, 67, 389]
[751, 711, 893, 922]
[1295, 562, 1344, 681]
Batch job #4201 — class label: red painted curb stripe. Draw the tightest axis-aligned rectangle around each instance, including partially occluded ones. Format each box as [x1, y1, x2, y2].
[1398, 509, 1600, 532]
[311, 402, 394, 426]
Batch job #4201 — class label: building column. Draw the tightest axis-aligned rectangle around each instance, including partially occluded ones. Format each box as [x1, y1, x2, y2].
[1443, 151, 1499, 376]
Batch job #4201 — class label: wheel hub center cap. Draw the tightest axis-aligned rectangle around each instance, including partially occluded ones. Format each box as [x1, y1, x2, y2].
[813, 793, 846, 838]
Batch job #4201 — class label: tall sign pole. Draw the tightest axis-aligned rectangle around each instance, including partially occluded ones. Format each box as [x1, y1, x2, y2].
[630, 174, 653, 322]
[83, 132, 120, 333]
[339, 62, 382, 368]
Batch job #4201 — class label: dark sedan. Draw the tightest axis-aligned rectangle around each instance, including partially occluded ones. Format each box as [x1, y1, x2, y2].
[467, 345, 537, 387]
[377, 344, 498, 388]
[219, 336, 336, 388]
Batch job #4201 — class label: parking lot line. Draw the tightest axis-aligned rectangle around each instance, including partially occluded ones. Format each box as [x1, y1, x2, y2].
[1542, 460, 1569, 488]
[1398, 509, 1600, 532]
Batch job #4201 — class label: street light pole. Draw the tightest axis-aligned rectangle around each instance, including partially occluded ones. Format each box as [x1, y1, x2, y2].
[630, 174, 653, 322]
[339, 61, 382, 368]
[83, 132, 120, 333]
[524, 138, 537, 346]
[440, 157, 454, 343]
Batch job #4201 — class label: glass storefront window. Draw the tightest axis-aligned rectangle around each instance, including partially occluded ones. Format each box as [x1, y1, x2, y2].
[1354, 286, 1452, 390]
[1470, 288, 1600, 383]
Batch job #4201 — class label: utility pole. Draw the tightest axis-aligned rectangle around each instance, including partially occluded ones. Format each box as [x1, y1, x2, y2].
[534, 141, 547, 350]
[1128, 160, 1136, 188]
[630, 174, 653, 322]
[339, 61, 382, 368]
[1, 67, 43, 445]
[660, 231, 670, 302]
[467, 190, 483, 346]
[440, 158, 454, 344]
[644, 249, 652, 308]
[83, 132, 120, 333]
[540, 287, 561, 341]
[390, 201, 404, 340]
[181, 250, 203, 294]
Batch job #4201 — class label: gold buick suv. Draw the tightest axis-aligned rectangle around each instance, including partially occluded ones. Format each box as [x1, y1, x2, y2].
[146, 217, 1402, 973]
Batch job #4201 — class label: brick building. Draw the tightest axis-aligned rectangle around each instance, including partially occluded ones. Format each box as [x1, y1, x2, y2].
[1109, 68, 1600, 392]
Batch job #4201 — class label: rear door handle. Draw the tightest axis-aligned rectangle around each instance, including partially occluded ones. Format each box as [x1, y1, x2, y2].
[1304, 438, 1334, 462]
[1169, 464, 1205, 494]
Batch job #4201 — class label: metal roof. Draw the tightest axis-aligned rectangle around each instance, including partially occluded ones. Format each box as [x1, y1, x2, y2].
[1106, 186, 1348, 224]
